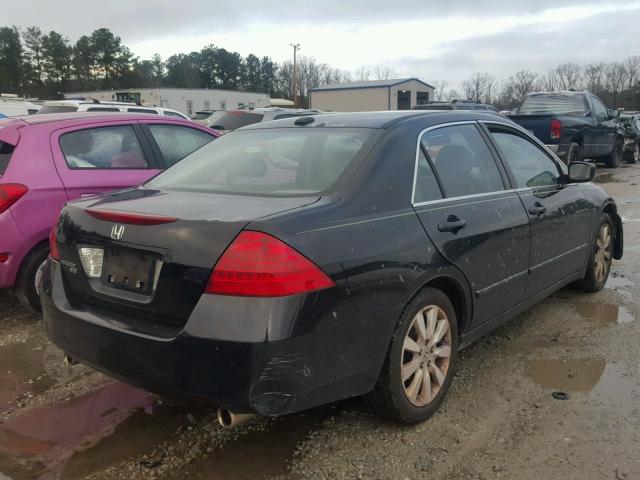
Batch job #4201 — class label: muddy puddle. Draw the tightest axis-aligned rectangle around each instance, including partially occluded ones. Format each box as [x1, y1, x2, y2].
[574, 301, 635, 325]
[162, 407, 332, 480]
[0, 341, 55, 415]
[527, 358, 636, 402]
[0, 382, 158, 479]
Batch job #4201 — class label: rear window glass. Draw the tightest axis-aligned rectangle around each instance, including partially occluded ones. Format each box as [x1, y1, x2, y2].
[517, 94, 587, 115]
[37, 105, 78, 114]
[86, 107, 121, 112]
[0, 141, 15, 175]
[209, 112, 264, 130]
[128, 108, 158, 114]
[146, 128, 375, 196]
[164, 111, 186, 118]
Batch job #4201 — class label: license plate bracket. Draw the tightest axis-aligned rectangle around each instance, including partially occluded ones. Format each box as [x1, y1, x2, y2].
[100, 246, 158, 295]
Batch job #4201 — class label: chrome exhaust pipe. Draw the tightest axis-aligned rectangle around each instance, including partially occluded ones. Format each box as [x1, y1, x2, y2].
[64, 354, 78, 366]
[216, 408, 256, 428]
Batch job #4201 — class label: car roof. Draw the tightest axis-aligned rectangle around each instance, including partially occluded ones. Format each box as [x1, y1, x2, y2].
[240, 110, 509, 130]
[17, 112, 190, 125]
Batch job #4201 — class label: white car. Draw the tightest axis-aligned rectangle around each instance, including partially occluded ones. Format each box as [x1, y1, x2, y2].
[37, 100, 190, 120]
[0, 94, 41, 117]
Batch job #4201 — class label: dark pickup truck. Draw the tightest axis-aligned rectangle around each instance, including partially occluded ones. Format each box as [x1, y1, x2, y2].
[509, 91, 624, 167]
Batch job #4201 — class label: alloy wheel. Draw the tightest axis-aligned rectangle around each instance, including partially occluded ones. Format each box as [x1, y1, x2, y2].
[401, 305, 452, 407]
[594, 223, 612, 283]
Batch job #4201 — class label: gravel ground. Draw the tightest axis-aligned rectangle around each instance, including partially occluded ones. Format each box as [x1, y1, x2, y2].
[0, 163, 639, 480]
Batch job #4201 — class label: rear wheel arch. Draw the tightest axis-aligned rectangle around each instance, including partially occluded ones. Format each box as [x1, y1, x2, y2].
[407, 274, 471, 337]
[571, 134, 584, 147]
[602, 202, 623, 260]
[14, 238, 50, 312]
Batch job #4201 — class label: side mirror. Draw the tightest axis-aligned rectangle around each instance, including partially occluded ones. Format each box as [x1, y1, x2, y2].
[608, 109, 620, 119]
[568, 161, 596, 183]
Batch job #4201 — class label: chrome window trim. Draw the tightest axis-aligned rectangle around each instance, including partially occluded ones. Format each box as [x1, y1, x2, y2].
[412, 188, 519, 209]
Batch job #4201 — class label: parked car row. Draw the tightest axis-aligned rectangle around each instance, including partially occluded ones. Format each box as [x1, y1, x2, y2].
[22, 109, 622, 426]
[618, 112, 640, 164]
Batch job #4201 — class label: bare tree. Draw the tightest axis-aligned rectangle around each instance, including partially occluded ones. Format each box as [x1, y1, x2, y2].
[373, 65, 395, 81]
[605, 62, 627, 107]
[624, 56, 640, 99]
[354, 67, 370, 82]
[432, 80, 448, 101]
[511, 70, 538, 100]
[554, 63, 582, 90]
[584, 63, 606, 95]
[461, 72, 493, 103]
[445, 89, 460, 102]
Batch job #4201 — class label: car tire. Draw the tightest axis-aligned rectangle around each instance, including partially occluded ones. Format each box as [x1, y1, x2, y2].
[366, 288, 459, 424]
[576, 213, 614, 293]
[564, 142, 581, 165]
[623, 141, 639, 164]
[604, 137, 623, 168]
[14, 243, 49, 314]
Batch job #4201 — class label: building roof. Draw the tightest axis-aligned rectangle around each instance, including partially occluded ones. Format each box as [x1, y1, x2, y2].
[310, 78, 435, 92]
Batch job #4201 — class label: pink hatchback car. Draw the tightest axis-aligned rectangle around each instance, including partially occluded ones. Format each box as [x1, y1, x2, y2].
[0, 112, 218, 311]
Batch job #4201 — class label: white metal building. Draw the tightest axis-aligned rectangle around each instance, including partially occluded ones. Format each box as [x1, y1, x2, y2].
[64, 88, 270, 116]
[309, 78, 435, 112]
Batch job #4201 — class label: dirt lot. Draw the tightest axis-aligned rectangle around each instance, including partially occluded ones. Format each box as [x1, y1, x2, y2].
[1, 164, 639, 480]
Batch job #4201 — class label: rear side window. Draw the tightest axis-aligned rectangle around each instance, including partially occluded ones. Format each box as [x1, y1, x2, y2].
[413, 149, 443, 203]
[490, 129, 560, 188]
[517, 94, 587, 115]
[60, 126, 150, 169]
[209, 112, 264, 131]
[86, 107, 120, 112]
[128, 108, 158, 114]
[147, 125, 214, 166]
[421, 124, 504, 198]
[37, 105, 78, 114]
[0, 141, 15, 175]
[146, 128, 374, 196]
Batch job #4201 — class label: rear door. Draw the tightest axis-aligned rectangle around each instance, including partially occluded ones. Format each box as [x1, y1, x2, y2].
[484, 123, 591, 297]
[589, 95, 617, 155]
[51, 121, 161, 200]
[412, 122, 531, 328]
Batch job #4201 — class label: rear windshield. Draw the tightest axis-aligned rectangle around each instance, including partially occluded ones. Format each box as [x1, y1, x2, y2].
[146, 128, 376, 196]
[37, 105, 78, 114]
[517, 94, 587, 115]
[0, 141, 15, 175]
[209, 112, 264, 131]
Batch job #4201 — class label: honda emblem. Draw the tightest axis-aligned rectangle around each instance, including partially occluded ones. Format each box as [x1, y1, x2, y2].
[110, 224, 125, 240]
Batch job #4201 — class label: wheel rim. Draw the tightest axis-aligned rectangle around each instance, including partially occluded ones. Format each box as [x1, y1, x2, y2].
[34, 259, 47, 296]
[401, 305, 452, 407]
[594, 223, 612, 283]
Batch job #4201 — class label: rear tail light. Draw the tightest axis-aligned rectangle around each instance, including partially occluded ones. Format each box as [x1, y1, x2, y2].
[78, 247, 104, 278]
[0, 183, 28, 214]
[550, 119, 562, 140]
[206, 231, 335, 297]
[0, 253, 9, 263]
[85, 209, 177, 225]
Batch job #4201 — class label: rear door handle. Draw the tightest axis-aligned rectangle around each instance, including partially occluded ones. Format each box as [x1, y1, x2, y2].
[529, 204, 547, 216]
[437, 215, 467, 233]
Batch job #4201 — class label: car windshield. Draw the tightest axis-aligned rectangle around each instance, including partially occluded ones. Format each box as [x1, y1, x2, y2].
[37, 105, 79, 114]
[0, 141, 15, 175]
[146, 128, 375, 196]
[517, 94, 587, 115]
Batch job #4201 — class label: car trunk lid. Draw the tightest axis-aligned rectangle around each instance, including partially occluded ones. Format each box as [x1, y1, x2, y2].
[56, 188, 319, 332]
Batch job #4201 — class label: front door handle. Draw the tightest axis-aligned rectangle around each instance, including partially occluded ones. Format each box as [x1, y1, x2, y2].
[438, 215, 467, 233]
[529, 203, 547, 216]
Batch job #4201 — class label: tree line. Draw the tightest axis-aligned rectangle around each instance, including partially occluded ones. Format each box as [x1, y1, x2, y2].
[439, 58, 640, 111]
[0, 26, 352, 106]
[1, 25, 639, 111]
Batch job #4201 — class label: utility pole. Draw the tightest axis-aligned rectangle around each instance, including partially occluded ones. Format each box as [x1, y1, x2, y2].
[290, 43, 300, 107]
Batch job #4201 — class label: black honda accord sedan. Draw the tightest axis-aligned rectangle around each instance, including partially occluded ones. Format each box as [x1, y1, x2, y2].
[41, 111, 623, 424]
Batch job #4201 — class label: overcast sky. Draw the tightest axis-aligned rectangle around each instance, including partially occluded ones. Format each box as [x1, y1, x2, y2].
[3, 1, 640, 88]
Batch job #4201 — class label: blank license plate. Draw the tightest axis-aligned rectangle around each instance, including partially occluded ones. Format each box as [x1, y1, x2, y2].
[101, 247, 158, 295]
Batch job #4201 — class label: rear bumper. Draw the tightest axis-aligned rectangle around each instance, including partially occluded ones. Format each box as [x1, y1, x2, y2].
[41, 260, 391, 415]
[0, 211, 27, 289]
